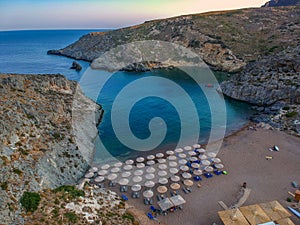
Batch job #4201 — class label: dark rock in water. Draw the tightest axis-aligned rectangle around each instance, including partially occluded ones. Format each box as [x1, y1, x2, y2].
[70, 61, 82, 71]
[262, 0, 300, 7]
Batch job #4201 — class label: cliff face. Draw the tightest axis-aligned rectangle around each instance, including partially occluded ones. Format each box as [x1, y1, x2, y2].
[48, 7, 300, 73]
[0, 74, 102, 224]
[221, 46, 300, 106]
[263, 0, 300, 7]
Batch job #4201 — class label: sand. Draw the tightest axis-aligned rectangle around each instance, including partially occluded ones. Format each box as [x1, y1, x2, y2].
[123, 127, 300, 225]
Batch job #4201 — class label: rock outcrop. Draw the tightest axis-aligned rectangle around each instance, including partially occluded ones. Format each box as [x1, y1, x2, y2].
[70, 61, 82, 71]
[0, 74, 103, 224]
[262, 0, 300, 7]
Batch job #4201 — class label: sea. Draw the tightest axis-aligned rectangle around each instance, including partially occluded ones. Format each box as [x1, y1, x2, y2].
[0, 30, 253, 163]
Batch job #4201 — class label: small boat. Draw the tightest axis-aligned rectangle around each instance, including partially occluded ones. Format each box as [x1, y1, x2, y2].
[205, 83, 214, 88]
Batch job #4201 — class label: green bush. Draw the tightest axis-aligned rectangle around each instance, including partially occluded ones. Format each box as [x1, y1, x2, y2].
[285, 111, 298, 118]
[64, 212, 78, 223]
[0, 182, 8, 190]
[20, 192, 41, 212]
[53, 185, 84, 199]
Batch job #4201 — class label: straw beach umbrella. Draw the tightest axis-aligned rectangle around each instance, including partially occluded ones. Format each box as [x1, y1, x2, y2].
[132, 176, 142, 183]
[166, 150, 174, 155]
[259, 201, 291, 221]
[199, 155, 207, 160]
[136, 163, 145, 168]
[207, 152, 217, 158]
[110, 167, 120, 173]
[182, 172, 192, 179]
[98, 170, 108, 176]
[169, 168, 179, 174]
[146, 167, 155, 173]
[125, 159, 134, 165]
[147, 155, 155, 160]
[193, 170, 202, 176]
[212, 158, 221, 163]
[197, 148, 206, 153]
[184, 146, 192, 151]
[169, 161, 178, 167]
[157, 186, 168, 194]
[158, 170, 167, 177]
[159, 178, 169, 185]
[167, 155, 177, 161]
[170, 183, 180, 190]
[100, 164, 110, 170]
[107, 173, 118, 181]
[157, 159, 166, 164]
[171, 175, 180, 182]
[146, 160, 155, 166]
[89, 167, 98, 173]
[118, 178, 129, 186]
[134, 169, 144, 176]
[143, 190, 154, 199]
[183, 179, 194, 187]
[156, 153, 164, 158]
[178, 159, 188, 165]
[144, 181, 155, 188]
[85, 172, 95, 178]
[123, 165, 133, 171]
[131, 184, 142, 192]
[204, 166, 214, 172]
[136, 157, 145, 163]
[178, 153, 187, 158]
[191, 163, 200, 169]
[201, 159, 211, 166]
[145, 173, 155, 180]
[215, 164, 224, 169]
[94, 176, 105, 183]
[158, 164, 167, 170]
[239, 204, 271, 225]
[175, 148, 183, 153]
[114, 162, 123, 167]
[193, 144, 201, 149]
[121, 171, 131, 178]
[180, 165, 189, 172]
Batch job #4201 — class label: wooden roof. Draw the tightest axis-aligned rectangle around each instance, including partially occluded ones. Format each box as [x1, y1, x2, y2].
[239, 204, 271, 225]
[276, 218, 296, 225]
[218, 208, 250, 225]
[259, 201, 291, 221]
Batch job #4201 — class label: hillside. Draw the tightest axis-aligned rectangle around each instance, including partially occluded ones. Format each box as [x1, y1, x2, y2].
[0, 74, 102, 224]
[49, 6, 300, 72]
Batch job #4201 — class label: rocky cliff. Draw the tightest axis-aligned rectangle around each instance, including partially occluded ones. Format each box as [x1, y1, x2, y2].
[0, 74, 103, 224]
[48, 7, 300, 73]
[263, 0, 300, 7]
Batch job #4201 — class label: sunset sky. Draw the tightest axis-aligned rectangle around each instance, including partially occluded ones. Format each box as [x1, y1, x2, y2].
[1, 0, 267, 30]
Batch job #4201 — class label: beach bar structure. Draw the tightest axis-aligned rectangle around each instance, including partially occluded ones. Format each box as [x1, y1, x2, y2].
[218, 201, 294, 225]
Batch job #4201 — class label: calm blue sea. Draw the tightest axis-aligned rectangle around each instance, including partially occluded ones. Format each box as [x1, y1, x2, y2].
[0, 30, 253, 162]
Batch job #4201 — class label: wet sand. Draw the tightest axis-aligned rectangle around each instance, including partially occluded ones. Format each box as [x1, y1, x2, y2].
[124, 127, 300, 225]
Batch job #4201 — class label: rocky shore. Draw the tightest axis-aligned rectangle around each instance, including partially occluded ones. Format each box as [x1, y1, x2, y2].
[221, 46, 300, 135]
[0, 74, 103, 224]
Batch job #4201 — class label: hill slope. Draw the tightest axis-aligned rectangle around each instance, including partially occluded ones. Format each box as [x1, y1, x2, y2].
[49, 6, 300, 72]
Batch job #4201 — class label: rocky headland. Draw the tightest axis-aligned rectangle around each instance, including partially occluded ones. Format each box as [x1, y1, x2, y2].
[262, 0, 300, 7]
[0, 74, 103, 224]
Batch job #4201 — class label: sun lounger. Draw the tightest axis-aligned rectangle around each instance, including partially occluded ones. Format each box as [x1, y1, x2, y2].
[214, 170, 222, 175]
[204, 172, 213, 178]
[144, 198, 149, 205]
[193, 175, 202, 181]
[157, 194, 163, 201]
[149, 198, 153, 205]
[182, 187, 189, 194]
[150, 206, 156, 212]
[147, 212, 154, 220]
[121, 194, 128, 201]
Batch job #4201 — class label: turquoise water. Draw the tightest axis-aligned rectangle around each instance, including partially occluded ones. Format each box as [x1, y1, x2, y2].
[0, 30, 253, 162]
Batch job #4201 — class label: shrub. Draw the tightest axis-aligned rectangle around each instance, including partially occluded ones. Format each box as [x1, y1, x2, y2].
[64, 212, 78, 223]
[122, 213, 135, 223]
[0, 182, 8, 190]
[53, 185, 84, 199]
[282, 106, 290, 110]
[20, 192, 41, 212]
[13, 168, 23, 175]
[285, 111, 298, 118]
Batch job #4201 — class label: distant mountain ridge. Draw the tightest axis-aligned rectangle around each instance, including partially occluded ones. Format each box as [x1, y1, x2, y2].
[263, 0, 300, 7]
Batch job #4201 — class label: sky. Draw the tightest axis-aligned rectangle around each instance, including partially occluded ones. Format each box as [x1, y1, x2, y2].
[0, 0, 267, 30]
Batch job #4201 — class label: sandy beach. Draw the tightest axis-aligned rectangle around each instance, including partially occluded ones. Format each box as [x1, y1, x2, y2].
[121, 126, 300, 225]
